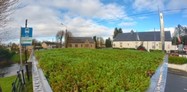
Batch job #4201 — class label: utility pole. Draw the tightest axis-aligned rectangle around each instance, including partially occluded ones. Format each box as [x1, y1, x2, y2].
[25, 19, 28, 63]
[159, 12, 165, 51]
[25, 19, 30, 80]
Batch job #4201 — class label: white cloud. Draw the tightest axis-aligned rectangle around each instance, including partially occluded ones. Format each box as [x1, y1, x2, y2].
[147, 27, 175, 37]
[51, 0, 128, 20]
[138, 16, 148, 20]
[165, 27, 175, 37]
[133, 0, 187, 13]
[133, 0, 165, 11]
[1, 0, 130, 42]
[119, 22, 136, 27]
[63, 16, 113, 37]
[167, 0, 187, 10]
[9, 4, 61, 38]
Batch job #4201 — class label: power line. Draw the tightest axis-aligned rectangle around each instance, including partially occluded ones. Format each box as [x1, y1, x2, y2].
[94, 7, 187, 24]
[128, 7, 187, 17]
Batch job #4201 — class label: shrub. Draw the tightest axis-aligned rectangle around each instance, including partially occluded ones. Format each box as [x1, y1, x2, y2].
[169, 56, 187, 64]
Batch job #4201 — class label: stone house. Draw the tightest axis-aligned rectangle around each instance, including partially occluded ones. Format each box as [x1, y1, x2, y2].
[67, 37, 95, 49]
[42, 41, 59, 49]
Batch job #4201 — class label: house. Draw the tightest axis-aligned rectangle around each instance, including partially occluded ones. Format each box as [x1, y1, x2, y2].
[113, 31, 177, 52]
[67, 37, 95, 49]
[42, 41, 59, 49]
[26, 46, 33, 52]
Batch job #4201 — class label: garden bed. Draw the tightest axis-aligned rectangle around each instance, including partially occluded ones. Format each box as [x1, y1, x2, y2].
[35, 48, 164, 92]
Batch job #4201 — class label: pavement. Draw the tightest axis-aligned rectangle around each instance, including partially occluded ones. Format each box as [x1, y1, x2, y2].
[165, 68, 187, 92]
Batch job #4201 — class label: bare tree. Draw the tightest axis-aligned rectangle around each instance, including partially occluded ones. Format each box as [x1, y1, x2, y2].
[56, 30, 64, 48]
[96, 37, 104, 48]
[0, 0, 19, 28]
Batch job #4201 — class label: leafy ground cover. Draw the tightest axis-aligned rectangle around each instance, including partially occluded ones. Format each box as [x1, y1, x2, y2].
[169, 56, 187, 64]
[35, 48, 164, 92]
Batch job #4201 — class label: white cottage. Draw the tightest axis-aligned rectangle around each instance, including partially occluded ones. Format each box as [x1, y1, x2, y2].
[113, 31, 177, 52]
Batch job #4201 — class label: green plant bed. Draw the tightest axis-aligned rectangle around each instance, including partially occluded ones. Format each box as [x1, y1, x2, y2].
[35, 48, 164, 92]
[169, 56, 187, 64]
[0, 76, 16, 92]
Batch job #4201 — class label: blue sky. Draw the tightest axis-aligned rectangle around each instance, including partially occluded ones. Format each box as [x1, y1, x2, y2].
[1, 0, 187, 42]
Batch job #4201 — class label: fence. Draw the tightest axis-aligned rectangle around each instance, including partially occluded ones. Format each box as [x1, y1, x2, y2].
[11, 69, 25, 92]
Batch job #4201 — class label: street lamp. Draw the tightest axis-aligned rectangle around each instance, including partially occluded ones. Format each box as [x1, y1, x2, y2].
[61, 23, 68, 48]
[61, 23, 67, 31]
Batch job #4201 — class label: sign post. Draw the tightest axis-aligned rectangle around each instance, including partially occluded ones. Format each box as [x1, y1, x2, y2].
[20, 19, 33, 81]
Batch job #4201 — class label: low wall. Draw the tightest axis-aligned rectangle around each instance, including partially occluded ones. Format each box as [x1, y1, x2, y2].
[29, 50, 53, 92]
[147, 55, 168, 92]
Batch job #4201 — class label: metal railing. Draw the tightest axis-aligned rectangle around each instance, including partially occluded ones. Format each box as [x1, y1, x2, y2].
[12, 69, 25, 92]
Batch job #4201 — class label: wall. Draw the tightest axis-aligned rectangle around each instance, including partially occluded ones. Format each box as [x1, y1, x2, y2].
[41, 43, 48, 49]
[113, 41, 177, 51]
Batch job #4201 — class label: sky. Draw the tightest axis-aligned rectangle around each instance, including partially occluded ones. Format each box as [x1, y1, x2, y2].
[1, 0, 187, 43]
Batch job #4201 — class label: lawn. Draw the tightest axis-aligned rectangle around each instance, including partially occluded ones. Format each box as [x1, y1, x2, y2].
[35, 48, 164, 92]
[0, 76, 16, 92]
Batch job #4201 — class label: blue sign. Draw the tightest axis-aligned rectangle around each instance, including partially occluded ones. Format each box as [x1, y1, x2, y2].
[21, 27, 33, 37]
[20, 27, 33, 46]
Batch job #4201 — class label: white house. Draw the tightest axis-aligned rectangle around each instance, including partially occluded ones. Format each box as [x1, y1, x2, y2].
[113, 31, 177, 52]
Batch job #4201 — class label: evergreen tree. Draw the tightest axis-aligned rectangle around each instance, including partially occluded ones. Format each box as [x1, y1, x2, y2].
[105, 37, 112, 47]
[113, 27, 123, 39]
[93, 36, 97, 48]
[118, 28, 123, 33]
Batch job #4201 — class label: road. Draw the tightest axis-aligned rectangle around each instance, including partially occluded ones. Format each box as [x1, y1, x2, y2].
[165, 68, 187, 92]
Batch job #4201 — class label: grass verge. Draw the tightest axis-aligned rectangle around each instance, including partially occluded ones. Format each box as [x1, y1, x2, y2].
[0, 76, 16, 92]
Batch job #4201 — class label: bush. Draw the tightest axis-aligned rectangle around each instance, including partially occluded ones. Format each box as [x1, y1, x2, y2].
[113, 48, 136, 50]
[169, 56, 187, 64]
[150, 50, 163, 52]
[0, 48, 14, 61]
[11, 54, 26, 63]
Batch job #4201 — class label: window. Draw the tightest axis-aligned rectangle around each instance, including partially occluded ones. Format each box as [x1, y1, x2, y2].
[152, 42, 155, 49]
[120, 42, 122, 47]
[75, 44, 78, 47]
[168, 45, 170, 49]
[152, 45, 155, 49]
